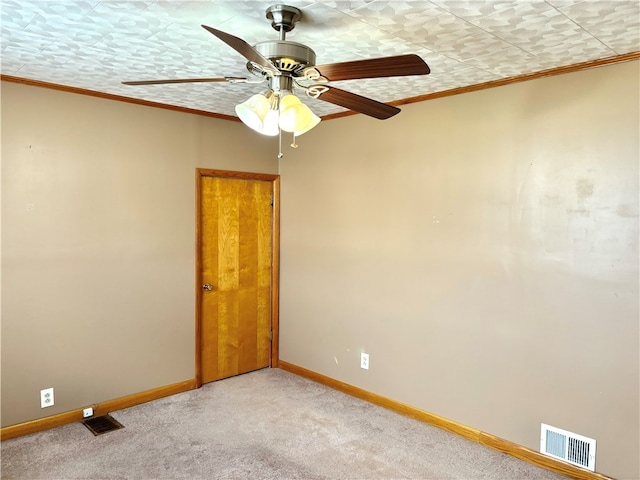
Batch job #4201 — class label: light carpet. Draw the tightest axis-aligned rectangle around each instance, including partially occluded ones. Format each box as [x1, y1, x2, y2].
[1, 368, 568, 479]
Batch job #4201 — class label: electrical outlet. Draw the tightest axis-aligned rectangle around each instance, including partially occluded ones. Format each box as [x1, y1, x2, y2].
[361, 352, 369, 370]
[83, 407, 94, 418]
[40, 387, 54, 408]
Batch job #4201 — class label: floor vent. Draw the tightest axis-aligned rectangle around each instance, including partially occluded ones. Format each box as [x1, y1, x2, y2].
[82, 414, 124, 436]
[540, 423, 596, 471]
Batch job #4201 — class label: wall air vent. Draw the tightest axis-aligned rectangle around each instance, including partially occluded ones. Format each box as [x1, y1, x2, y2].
[540, 423, 596, 472]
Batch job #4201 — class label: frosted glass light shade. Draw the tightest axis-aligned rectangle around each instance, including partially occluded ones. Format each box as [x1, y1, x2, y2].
[294, 109, 320, 136]
[261, 108, 280, 136]
[279, 94, 320, 135]
[235, 94, 270, 133]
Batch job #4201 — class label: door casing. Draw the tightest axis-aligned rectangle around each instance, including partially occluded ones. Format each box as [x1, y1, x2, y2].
[195, 168, 280, 387]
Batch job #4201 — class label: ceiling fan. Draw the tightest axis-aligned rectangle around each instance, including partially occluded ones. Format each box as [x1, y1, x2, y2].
[123, 4, 430, 153]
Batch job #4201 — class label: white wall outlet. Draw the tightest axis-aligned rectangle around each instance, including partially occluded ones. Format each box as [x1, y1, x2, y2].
[83, 407, 94, 418]
[361, 352, 369, 370]
[40, 387, 54, 408]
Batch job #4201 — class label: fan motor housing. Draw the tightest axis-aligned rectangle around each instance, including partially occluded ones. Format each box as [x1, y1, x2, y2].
[253, 40, 316, 76]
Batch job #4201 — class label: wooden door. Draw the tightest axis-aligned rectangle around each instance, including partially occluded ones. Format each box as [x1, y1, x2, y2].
[196, 169, 279, 385]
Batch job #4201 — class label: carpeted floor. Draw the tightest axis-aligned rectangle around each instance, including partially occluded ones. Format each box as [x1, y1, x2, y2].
[1, 368, 568, 479]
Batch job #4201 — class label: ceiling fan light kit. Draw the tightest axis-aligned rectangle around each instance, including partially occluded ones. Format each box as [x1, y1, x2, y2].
[123, 4, 431, 157]
[234, 88, 319, 138]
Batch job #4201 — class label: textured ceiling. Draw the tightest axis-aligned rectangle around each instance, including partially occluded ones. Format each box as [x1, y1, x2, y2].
[1, 1, 639, 119]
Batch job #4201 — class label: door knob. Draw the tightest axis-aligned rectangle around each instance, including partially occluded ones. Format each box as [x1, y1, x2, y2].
[203, 284, 213, 291]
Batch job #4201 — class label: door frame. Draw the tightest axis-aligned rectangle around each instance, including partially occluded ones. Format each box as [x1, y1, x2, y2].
[195, 168, 280, 388]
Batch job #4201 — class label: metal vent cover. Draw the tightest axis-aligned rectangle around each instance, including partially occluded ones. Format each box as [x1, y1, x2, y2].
[82, 414, 124, 436]
[540, 423, 596, 471]
[271, 59, 308, 75]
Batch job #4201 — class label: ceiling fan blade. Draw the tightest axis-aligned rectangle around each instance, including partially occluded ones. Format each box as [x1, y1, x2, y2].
[201, 24, 278, 74]
[122, 77, 247, 86]
[313, 86, 400, 120]
[306, 54, 430, 82]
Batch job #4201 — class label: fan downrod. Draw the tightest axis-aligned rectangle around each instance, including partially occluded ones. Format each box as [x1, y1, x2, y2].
[251, 5, 315, 77]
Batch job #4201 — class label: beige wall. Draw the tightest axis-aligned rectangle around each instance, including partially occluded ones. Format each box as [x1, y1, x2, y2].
[1, 60, 638, 479]
[1, 81, 277, 427]
[279, 60, 639, 479]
